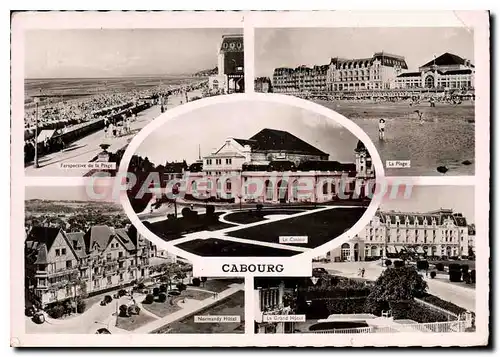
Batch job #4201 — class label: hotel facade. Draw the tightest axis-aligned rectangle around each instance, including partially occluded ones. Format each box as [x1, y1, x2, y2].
[254, 279, 295, 334]
[272, 65, 329, 94]
[394, 52, 475, 90]
[25, 225, 152, 308]
[326, 209, 470, 262]
[181, 128, 375, 204]
[271, 52, 474, 95]
[208, 34, 244, 94]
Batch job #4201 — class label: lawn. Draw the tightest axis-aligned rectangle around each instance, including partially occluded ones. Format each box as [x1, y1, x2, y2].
[227, 207, 368, 248]
[142, 289, 213, 317]
[116, 311, 156, 331]
[147, 213, 235, 241]
[223, 208, 306, 224]
[431, 260, 476, 269]
[153, 290, 245, 334]
[176, 238, 299, 257]
[198, 278, 243, 293]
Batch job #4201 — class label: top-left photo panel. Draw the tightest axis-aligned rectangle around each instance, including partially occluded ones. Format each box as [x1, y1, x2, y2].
[22, 28, 244, 177]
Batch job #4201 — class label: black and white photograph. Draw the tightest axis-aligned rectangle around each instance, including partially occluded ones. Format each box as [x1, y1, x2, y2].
[255, 187, 476, 334]
[123, 100, 378, 257]
[255, 27, 475, 176]
[23, 28, 244, 177]
[24, 186, 245, 335]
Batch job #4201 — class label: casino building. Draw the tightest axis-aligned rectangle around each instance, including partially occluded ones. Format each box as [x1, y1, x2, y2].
[208, 34, 244, 94]
[394, 52, 475, 90]
[272, 65, 329, 94]
[325, 209, 470, 262]
[326, 52, 408, 93]
[184, 128, 375, 204]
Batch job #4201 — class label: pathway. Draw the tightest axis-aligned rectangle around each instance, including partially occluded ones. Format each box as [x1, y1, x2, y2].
[314, 261, 476, 312]
[129, 283, 244, 334]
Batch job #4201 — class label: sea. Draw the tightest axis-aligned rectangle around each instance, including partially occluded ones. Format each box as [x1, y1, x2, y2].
[24, 76, 202, 105]
[315, 100, 475, 176]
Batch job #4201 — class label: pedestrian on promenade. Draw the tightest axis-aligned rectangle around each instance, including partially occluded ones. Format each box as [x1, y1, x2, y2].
[361, 268, 365, 278]
[378, 119, 386, 141]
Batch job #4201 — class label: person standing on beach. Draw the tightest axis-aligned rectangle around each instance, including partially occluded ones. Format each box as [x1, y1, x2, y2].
[378, 119, 386, 140]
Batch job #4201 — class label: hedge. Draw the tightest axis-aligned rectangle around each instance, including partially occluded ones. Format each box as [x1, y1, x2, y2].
[391, 301, 449, 323]
[430, 271, 436, 279]
[158, 293, 167, 303]
[394, 260, 405, 268]
[417, 260, 429, 270]
[144, 294, 154, 304]
[420, 294, 467, 316]
[435, 263, 445, 271]
[449, 270, 462, 282]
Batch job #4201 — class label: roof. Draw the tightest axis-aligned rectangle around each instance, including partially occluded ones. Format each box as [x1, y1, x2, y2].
[220, 35, 243, 52]
[297, 160, 355, 172]
[37, 129, 56, 143]
[66, 232, 86, 258]
[397, 72, 421, 78]
[247, 128, 329, 157]
[115, 228, 136, 251]
[83, 225, 115, 253]
[25, 226, 62, 252]
[420, 53, 474, 68]
[234, 138, 258, 148]
[380, 209, 468, 227]
[443, 69, 473, 75]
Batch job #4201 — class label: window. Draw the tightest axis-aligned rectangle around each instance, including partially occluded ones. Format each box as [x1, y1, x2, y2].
[118, 252, 123, 258]
[107, 276, 112, 285]
[61, 248, 66, 255]
[206, 159, 212, 165]
[66, 260, 72, 269]
[226, 158, 232, 165]
[119, 273, 124, 281]
[107, 253, 112, 261]
[55, 249, 60, 256]
[216, 159, 222, 165]
[226, 179, 232, 191]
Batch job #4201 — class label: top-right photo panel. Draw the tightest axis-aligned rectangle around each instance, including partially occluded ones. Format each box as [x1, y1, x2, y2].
[254, 27, 475, 176]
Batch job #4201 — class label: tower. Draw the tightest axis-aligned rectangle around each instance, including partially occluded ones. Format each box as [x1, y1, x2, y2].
[354, 140, 372, 178]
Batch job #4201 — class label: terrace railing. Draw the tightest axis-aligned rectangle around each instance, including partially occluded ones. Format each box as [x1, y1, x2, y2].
[311, 321, 466, 334]
[414, 298, 459, 321]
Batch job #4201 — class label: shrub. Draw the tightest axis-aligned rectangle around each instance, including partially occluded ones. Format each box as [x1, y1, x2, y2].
[181, 207, 192, 218]
[448, 263, 461, 272]
[416, 260, 429, 271]
[461, 264, 470, 274]
[48, 305, 65, 319]
[118, 289, 127, 297]
[119, 304, 128, 317]
[470, 270, 476, 283]
[192, 277, 201, 286]
[137, 282, 145, 290]
[128, 305, 140, 315]
[430, 271, 437, 279]
[159, 284, 167, 293]
[144, 294, 154, 304]
[176, 283, 187, 292]
[200, 277, 208, 285]
[25, 307, 35, 317]
[420, 293, 467, 316]
[76, 300, 86, 314]
[33, 312, 45, 324]
[435, 263, 445, 271]
[153, 287, 160, 296]
[449, 270, 462, 282]
[391, 301, 449, 323]
[206, 205, 215, 217]
[394, 260, 405, 268]
[462, 272, 471, 284]
[385, 259, 392, 267]
[158, 293, 167, 303]
[104, 295, 113, 304]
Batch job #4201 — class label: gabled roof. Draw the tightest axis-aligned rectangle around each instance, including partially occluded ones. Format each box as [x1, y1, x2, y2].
[420, 52, 474, 68]
[83, 225, 114, 254]
[115, 228, 136, 251]
[25, 226, 62, 252]
[247, 128, 329, 157]
[234, 138, 258, 148]
[67, 232, 86, 258]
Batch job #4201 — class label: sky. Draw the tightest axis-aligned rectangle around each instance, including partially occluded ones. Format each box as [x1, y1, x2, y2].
[25, 185, 117, 203]
[135, 100, 363, 166]
[381, 186, 475, 223]
[255, 27, 474, 78]
[25, 28, 242, 79]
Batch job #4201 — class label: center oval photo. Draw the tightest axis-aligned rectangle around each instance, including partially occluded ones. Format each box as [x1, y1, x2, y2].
[118, 94, 384, 259]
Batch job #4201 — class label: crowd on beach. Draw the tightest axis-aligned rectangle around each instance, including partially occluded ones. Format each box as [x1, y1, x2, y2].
[24, 80, 208, 165]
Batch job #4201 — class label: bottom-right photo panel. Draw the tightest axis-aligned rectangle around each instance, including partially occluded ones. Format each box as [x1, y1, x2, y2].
[254, 185, 476, 334]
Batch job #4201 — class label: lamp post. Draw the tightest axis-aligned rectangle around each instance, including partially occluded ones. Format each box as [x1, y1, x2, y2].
[33, 96, 40, 168]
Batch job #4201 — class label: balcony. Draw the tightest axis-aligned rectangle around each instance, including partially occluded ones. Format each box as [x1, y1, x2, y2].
[118, 256, 127, 261]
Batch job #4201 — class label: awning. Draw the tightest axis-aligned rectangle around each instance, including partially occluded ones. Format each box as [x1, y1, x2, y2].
[386, 246, 397, 254]
[37, 129, 56, 143]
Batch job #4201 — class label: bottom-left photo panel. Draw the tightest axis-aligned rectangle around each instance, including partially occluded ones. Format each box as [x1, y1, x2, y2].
[23, 186, 245, 334]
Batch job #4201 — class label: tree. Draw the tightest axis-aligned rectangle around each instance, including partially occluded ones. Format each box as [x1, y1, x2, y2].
[385, 259, 392, 267]
[200, 277, 207, 287]
[365, 266, 428, 315]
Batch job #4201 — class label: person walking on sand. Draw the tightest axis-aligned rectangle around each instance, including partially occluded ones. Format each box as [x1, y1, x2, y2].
[378, 119, 386, 141]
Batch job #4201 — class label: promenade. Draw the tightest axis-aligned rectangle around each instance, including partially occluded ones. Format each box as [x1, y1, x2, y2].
[25, 89, 203, 177]
[314, 260, 476, 312]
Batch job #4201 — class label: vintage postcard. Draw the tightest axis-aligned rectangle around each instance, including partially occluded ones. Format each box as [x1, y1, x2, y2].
[10, 10, 489, 347]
